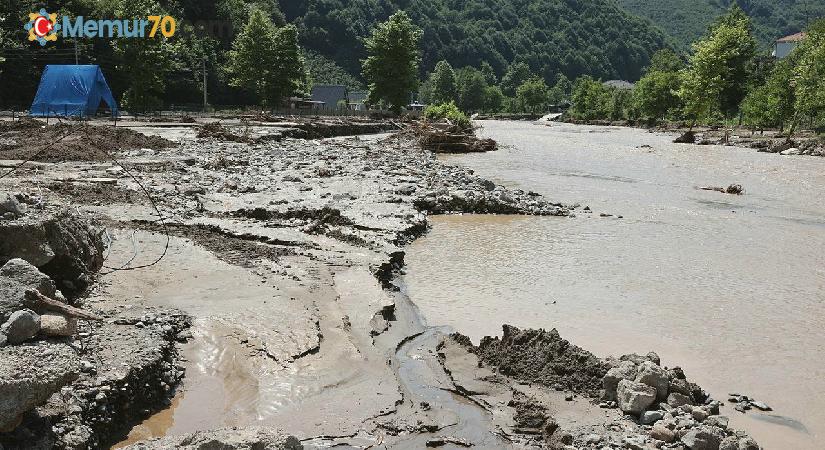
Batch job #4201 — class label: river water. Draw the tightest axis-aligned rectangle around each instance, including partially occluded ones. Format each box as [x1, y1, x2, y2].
[403, 120, 825, 449]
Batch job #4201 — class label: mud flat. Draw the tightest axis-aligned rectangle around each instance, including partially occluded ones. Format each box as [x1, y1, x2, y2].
[0, 119, 761, 449]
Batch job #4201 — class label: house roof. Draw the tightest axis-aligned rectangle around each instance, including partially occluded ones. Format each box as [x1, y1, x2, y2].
[777, 32, 806, 43]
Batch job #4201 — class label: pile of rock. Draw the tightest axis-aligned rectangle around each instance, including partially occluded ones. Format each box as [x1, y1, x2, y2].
[602, 354, 759, 449]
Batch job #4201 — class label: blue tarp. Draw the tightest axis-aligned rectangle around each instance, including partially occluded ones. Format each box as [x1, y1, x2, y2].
[30, 65, 118, 117]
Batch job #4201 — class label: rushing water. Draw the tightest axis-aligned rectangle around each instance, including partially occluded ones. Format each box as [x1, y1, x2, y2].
[403, 120, 825, 449]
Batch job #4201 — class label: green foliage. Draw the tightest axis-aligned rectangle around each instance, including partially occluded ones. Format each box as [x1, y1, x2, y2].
[633, 68, 682, 120]
[500, 62, 534, 97]
[608, 88, 634, 121]
[227, 8, 307, 106]
[424, 60, 458, 105]
[480, 62, 498, 85]
[742, 58, 795, 129]
[483, 85, 505, 113]
[423, 101, 472, 129]
[679, 7, 757, 123]
[618, 0, 825, 51]
[792, 19, 825, 128]
[569, 76, 610, 120]
[304, 51, 363, 89]
[455, 67, 488, 113]
[646, 49, 685, 74]
[361, 11, 423, 113]
[516, 77, 549, 113]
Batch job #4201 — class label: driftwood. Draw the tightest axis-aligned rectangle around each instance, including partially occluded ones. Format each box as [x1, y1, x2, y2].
[406, 122, 498, 153]
[24, 290, 104, 321]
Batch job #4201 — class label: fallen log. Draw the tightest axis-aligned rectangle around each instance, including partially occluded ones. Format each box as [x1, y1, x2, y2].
[24, 289, 104, 321]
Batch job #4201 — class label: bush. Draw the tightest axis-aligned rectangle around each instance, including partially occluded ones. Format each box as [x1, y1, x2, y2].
[423, 101, 472, 130]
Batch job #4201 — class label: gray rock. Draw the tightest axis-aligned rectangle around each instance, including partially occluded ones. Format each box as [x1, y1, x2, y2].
[646, 351, 661, 366]
[667, 392, 693, 408]
[617, 379, 657, 414]
[780, 147, 800, 155]
[603, 360, 637, 401]
[705, 415, 729, 429]
[124, 426, 302, 449]
[39, 313, 77, 337]
[0, 333, 6, 347]
[0, 193, 25, 217]
[636, 361, 669, 402]
[720, 436, 759, 450]
[750, 401, 771, 411]
[0, 259, 57, 323]
[1, 309, 40, 344]
[650, 423, 676, 443]
[692, 407, 709, 422]
[681, 426, 723, 450]
[0, 341, 80, 431]
[641, 410, 664, 425]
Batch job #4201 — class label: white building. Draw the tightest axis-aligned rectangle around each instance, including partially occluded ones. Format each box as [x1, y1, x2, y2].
[773, 32, 806, 59]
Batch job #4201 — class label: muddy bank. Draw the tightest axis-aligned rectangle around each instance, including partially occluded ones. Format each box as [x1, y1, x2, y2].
[0, 197, 192, 449]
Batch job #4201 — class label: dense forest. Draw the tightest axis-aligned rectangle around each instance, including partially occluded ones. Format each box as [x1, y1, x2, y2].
[617, 0, 825, 50]
[281, 0, 670, 84]
[0, 0, 670, 109]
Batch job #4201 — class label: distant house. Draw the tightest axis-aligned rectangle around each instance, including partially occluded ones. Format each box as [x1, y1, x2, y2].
[348, 90, 368, 111]
[603, 80, 635, 90]
[407, 101, 426, 111]
[774, 32, 806, 59]
[311, 85, 348, 110]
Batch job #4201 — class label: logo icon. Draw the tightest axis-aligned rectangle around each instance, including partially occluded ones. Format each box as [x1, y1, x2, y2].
[25, 9, 60, 46]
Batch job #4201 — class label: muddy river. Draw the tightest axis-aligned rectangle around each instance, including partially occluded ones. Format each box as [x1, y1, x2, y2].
[404, 120, 825, 449]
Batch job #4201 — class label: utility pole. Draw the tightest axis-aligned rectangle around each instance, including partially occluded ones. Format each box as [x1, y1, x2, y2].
[202, 58, 208, 112]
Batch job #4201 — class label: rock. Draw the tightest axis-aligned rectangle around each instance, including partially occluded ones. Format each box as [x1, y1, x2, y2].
[617, 379, 657, 414]
[124, 426, 302, 449]
[0, 333, 6, 347]
[622, 436, 646, 449]
[691, 407, 709, 422]
[636, 361, 669, 402]
[780, 147, 800, 155]
[750, 401, 771, 411]
[39, 313, 77, 337]
[668, 392, 693, 408]
[674, 131, 696, 144]
[681, 426, 723, 450]
[604, 360, 638, 400]
[0, 194, 25, 217]
[651, 424, 676, 443]
[646, 351, 661, 366]
[0, 310, 40, 344]
[585, 434, 602, 444]
[641, 410, 664, 425]
[705, 415, 729, 429]
[0, 341, 80, 430]
[0, 259, 57, 323]
[0, 208, 105, 294]
[720, 436, 759, 450]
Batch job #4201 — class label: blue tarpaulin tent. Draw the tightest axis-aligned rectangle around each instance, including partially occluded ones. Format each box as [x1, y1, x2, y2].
[29, 65, 118, 117]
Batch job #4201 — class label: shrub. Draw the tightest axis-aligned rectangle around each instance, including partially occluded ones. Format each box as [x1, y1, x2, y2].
[423, 101, 472, 130]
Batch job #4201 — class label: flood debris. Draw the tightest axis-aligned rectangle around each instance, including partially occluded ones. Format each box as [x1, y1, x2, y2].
[122, 427, 302, 449]
[699, 184, 744, 195]
[405, 121, 498, 153]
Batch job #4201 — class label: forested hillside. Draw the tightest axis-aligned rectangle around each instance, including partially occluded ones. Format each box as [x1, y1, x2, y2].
[617, 0, 825, 49]
[279, 0, 670, 83]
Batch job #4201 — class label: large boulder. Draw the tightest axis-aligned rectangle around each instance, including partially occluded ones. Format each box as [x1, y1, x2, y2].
[125, 427, 303, 449]
[39, 313, 77, 337]
[616, 379, 657, 414]
[635, 361, 669, 402]
[0, 259, 58, 324]
[603, 360, 637, 401]
[0, 207, 105, 294]
[720, 435, 759, 450]
[0, 310, 40, 344]
[0, 341, 80, 431]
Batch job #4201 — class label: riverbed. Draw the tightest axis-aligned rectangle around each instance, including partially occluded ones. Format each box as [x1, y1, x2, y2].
[403, 120, 825, 449]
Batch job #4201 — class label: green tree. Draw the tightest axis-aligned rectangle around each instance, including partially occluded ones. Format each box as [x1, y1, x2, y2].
[646, 49, 684, 73]
[483, 85, 505, 112]
[741, 58, 795, 131]
[516, 77, 549, 113]
[480, 61, 498, 85]
[228, 9, 306, 106]
[456, 66, 488, 113]
[426, 60, 458, 105]
[633, 70, 681, 121]
[569, 76, 610, 120]
[500, 62, 534, 97]
[788, 19, 825, 139]
[608, 88, 634, 121]
[679, 7, 757, 127]
[361, 11, 422, 113]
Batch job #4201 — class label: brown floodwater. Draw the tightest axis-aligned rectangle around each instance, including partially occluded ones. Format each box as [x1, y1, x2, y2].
[403, 120, 825, 449]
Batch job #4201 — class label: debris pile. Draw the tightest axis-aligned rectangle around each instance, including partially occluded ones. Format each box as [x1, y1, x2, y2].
[406, 122, 497, 153]
[0, 120, 175, 162]
[123, 427, 302, 450]
[699, 184, 744, 195]
[196, 121, 254, 143]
